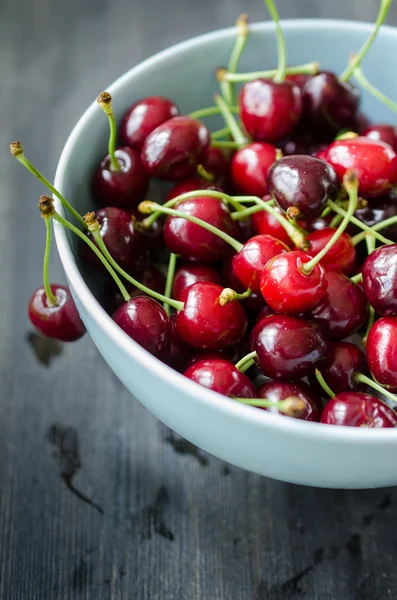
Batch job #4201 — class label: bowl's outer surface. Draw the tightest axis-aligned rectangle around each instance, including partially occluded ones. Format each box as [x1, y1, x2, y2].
[54, 20, 397, 488]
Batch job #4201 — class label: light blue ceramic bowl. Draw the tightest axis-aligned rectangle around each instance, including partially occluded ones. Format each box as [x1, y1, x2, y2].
[54, 20, 397, 488]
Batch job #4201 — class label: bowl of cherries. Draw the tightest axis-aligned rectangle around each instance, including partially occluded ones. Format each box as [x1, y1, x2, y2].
[13, 0, 397, 488]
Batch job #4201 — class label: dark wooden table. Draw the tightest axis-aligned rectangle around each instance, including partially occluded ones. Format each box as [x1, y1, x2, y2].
[2, 0, 397, 598]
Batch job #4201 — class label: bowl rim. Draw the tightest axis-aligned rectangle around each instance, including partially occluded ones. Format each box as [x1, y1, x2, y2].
[54, 17, 397, 442]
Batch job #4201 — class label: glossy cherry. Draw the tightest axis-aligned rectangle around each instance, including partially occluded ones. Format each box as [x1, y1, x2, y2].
[256, 380, 322, 421]
[349, 194, 397, 242]
[239, 79, 302, 142]
[175, 282, 247, 350]
[230, 142, 277, 196]
[184, 358, 255, 398]
[321, 392, 397, 427]
[267, 155, 340, 219]
[314, 342, 368, 394]
[366, 317, 397, 390]
[140, 116, 210, 180]
[325, 137, 397, 198]
[363, 244, 397, 316]
[104, 264, 166, 314]
[251, 204, 306, 246]
[173, 263, 223, 302]
[222, 257, 266, 313]
[163, 196, 240, 262]
[131, 208, 165, 259]
[200, 146, 230, 188]
[260, 251, 328, 314]
[112, 296, 171, 361]
[307, 228, 357, 275]
[363, 124, 397, 153]
[250, 314, 328, 380]
[28, 284, 86, 342]
[308, 271, 367, 340]
[119, 96, 179, 150]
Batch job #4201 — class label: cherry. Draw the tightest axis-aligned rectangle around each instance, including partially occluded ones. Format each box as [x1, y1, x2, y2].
[312, 148, 328, 161]
[131, 208, 165, 259]
[28, 285, 86, 342]
[232, 234, 289, 294]
[349, 194, 397, 242]
[175, 282, 247, 350]
[308, 213, 333, 232]
[168, 316, 196, 371]
[200, 146, 230, 188]
[366, 317, 397, 390]
[354, 112, 372, 135]
[256, 380, 321, 421]
[250, 314, 328, 379]
[230, 142, 277, 196]
[119, 96, 179, 150]
[112, 296, 171, 361]
[314, 342, 368, 394]
[362, 244, 397, 316]
[267, 155, 340, 219]
[166, 180, 222, 202]
[308, 271, 367, 340]
[285, 73, 312, 89]
[307, 228, 357, 275]
[184, 358, 255, 398]
[173, 263, 223, 302]
[239, 79, 302, 142]
[260, 250, 327, 314]
[325, 137, 397, 198]
[104, 264, 166, 314]
[321, 392, 397, 428]
[222, 257, 267, 313]
[255, 304, 274, 324]
[140, 116, 210, 180]
[363, 123, 397, 152]
[163, 196, 240, 262]
[252, 204, 307, 246]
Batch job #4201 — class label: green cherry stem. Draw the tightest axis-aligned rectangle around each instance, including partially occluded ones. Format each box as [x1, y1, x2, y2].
[224, 14, 250, 105]
[188, 106, 239, 119]
[211, 140, 242, 149]
[163, 253, 178, 315]
[328, 200, 394, 246]
[362, 305, 376, 347]
[211, 126, 231, 140]
[352, 63, 397, 115]
[329, 213, 343, 228]
[10, 142, 85, 229]
[220, 62, 319, 83]
[354, 372, 397, 404]
[214, 94, 248, 146]
[234, 351, 257, 373]
[315, 369, 336, 399]
[253, 196, 310, 251]
[42, 215, 58, 307]
[351, 272, 363, 284]
[340, 0, 393, 82]
[196, 164, 214, 181]
[233, 395, 307, 417]
[97, 92, 121, 172]
[231, 204, 263, 220]
[365, 233, 376, 255]
[264, 0, 287, 83]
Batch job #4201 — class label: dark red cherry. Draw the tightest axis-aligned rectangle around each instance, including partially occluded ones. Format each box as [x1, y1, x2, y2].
[173, 263, 222, 302]
[184, 358, 255, 398]
[302, 72, 360, 135]
[363, 244, 397, 316]
[256, 380, 321, 421]
[232, 234, 289, 294]
[175, 282, 247, 350]
[230, 142, 277, 196]
[260, 250, 328, 314]
[252, 204, 307, 245]
[239, 79, 302, 142]
[255, 304, 274, 324]
[354, 112, 372, 134]
[28, 284, 86, 342]
[93, 147, 149, 209]
[308, 271, 367, 340]
[250, 314, 328, 379]
[314, 342, 368, 394]
[222, 257, 267, 313]
[325, 137, 397, 198]
[131, 208, 165, 259]
[307, 228, 357, 275]
[104, 264, 166, 314]
[112, 296, 171, 361]
[363, 124, 397, 152]
[321, 392, 397, 427]
[119, 96, 179, 151]
[140, 116, 210, 180]
[267, 155, 340, 219]
[366, 317, 397, 390]
[168, 316, 196, 371]
[163, 196, 240, 262]
[349, 194, 397, 242]
[85, 207, 149, 273]
[200, 146, 230, 188]
[285, 73, 312, 89]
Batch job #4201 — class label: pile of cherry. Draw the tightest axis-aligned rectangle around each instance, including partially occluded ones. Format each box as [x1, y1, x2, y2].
[13, 0, 397, 427]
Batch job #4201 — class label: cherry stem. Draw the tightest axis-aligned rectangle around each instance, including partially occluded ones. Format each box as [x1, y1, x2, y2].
[9, 142, 85, 229]
[214, 94, 248, 147]
[211, 140, 242, 149]
[351, 272, 363, 284]
[224, 14, 250, 105]
[211, 126, 231, 140]
[188, 106, 239, 119]
[234, 350, 257, 373]
[352, 63, 397, 115]
[365, 233, 376, 255]
[329, 213, 343, 228]
[354, 372, 397, 404]
[219, 287, 252, 306]
[42, 217, 58, 307]
[231, 204, 263, 219]
[320, 206, 333, 218]
[221, 61, 319, 83]
[97, 92, 121, 172]
[233, 396, 307, 417]
[264, 0, 287, 83]
[339, 0, 393, 82]
[329, 199, 394, 246]
[163, 253, 177, 315]
[196, 164, 214, 182]
[253, 196, 310, 250]
[315, 369, 335, 399]
[335, 131, 359, 141]
[362, 305, 376, 347]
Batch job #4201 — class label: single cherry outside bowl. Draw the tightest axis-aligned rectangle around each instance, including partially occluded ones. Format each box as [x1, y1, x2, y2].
[54, 19, 397, 489]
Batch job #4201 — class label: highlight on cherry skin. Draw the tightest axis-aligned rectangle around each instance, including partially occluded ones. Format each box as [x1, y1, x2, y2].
[14, 0, 397, 428]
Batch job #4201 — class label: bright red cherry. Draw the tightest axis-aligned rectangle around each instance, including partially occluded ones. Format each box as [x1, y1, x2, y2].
[309, 271, 367, 340]
[28, 285, 86, 342]
[313, 342, 368, 394]
[250, 314, 328, 380]
[163, 196, 240, 262]
[321, 392, 397, 427]
[104, 264, 166, 314]
[232, 234, 289, 294]
[325, 137, 397, 198]
[363, 124, 397, 152]
[140, 116, 210, 180]
[175, 282, 247, 350]
[252, 205, 290, 245]
[173, 263, 223, 302]
[112, 296, 171, 361]
[119, 96, 179, 150]
[230, 142, 277, 196]
[307, 229, 357, 275]
[239, 79, 302, 142]
[184, 358, 255, 398]
[363, 244, 397, 316]
[256, 380, 322, 421]
[260, 251, 328, 314]
[222, 257, 267, 314]
[366, 317, 397, 390]
[166, 180, 222, 202]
